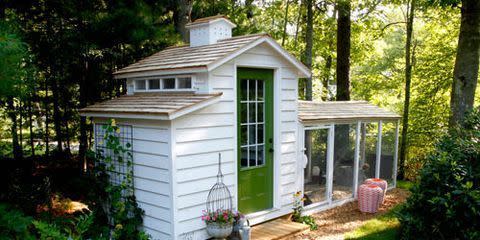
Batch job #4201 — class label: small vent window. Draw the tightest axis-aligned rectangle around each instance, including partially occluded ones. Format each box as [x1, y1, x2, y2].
[135, 80, 146, 90]
[178, 77, 192, 89]
[133, 76, 194, 92]
[163, 78, 176, 89]
[148, 79, 160, 89]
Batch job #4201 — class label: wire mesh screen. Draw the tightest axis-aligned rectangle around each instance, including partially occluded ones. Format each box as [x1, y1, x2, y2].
[94, 123, 134, 189]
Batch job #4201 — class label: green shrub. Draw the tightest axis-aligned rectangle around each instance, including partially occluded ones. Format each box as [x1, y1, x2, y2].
[398, 109, 480, 239]
[0, 204, 35, 240]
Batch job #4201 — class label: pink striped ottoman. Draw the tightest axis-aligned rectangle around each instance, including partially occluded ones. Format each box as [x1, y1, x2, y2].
[358, 184, 383, 213]
[364, 178, 388, 203]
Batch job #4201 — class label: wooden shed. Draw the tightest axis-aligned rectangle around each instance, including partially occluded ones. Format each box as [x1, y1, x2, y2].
[80, 15, 400, 240]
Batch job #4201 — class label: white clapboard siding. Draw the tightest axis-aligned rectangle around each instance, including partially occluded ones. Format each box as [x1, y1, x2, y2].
[108, 120, 174, 240]
[172, 43, 301, 239]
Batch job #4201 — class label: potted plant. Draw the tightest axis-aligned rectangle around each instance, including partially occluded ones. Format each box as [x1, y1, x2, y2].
[202, 209, 236, 239]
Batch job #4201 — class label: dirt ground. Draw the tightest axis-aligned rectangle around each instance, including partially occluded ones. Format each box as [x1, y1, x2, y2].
[288, 188, 410, 240]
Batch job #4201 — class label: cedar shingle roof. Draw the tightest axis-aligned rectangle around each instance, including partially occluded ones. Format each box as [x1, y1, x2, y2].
[79, 92, 222, 120]
[185, 15, 234, 27]
[298, 101, 401, 124]
[113, 34, 267, 77]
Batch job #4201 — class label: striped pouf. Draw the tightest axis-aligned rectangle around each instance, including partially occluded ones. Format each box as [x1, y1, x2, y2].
[358, 184, 383, 213]
[364, 178, 388, 203]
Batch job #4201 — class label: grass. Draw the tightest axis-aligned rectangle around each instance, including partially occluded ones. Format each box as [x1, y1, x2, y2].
[344, 180, 414, 240]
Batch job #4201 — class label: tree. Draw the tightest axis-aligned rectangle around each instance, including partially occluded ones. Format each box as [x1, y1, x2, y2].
[0, 20, 29, 159]
[449, 0, 480, 127]
[172, 0, 194, 43]
[336, 0, 351, 101]
[399, 0, 416, 180]
[304, 0, 314, 101]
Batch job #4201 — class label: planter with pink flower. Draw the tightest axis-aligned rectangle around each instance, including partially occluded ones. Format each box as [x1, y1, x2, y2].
[202, 209, 236, 239]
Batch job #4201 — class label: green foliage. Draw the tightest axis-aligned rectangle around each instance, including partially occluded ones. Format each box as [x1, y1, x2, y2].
[0, 19, 29, 99]
[398, 109, 480, 239]
[0, 204, 35, 240]
[292, 191, 318, 230]
[94, 119, 149, 240]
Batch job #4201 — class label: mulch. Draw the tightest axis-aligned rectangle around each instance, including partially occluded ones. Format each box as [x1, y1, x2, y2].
[288, 188, 410, 240]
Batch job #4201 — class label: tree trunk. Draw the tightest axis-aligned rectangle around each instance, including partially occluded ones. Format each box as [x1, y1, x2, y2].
[304, 0, 314, 101]
[51, 76, 63, 152]
[294, 0, 303, 49]
[79, 57, 88, 162]
[7, 98, 22, 159]
[336, 0, 351, 101]
[28, 96, 35, 156]
[399, 0, 415, 180]
[281, 0, 291, 46]
[449, 0, 480, 127]
[44, 79, 50, 156]
[19, 100, 23, 152]
[172, 0, 193, 43]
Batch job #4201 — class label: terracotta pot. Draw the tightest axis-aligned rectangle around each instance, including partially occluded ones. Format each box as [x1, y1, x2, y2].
[206, 222, 233, 239]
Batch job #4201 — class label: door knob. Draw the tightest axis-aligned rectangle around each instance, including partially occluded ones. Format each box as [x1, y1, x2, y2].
[269, 148, 274, 153]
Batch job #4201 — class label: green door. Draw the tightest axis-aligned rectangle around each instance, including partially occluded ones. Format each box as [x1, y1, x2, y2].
[237, 68, 274, 214]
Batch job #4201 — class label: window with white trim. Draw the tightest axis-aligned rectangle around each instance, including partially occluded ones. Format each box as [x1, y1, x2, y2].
[134, 76, 194, 92]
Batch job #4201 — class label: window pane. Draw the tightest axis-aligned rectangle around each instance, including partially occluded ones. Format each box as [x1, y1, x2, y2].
[249, 80, 256, 101]
[304, 128, 329, 205]
[241, 80, 248, 101]
[148, 79, 160, 89]
[380, 122, 396, 186]
[241, 103, 247, 123]
[135, 80, 146, 90]
[249, 146, 257, 167]
[257, 81, 264, 101]
[241, 125, 248, 145]
[249, 103, 256, 123]
[257, 103, 264, 123]
[257, 124, 264, 144]
[257, 145, 264, 166]
[333, 124, 357, 201]
[178, 77, 192, 89]
[359, 122, 378, 183]
[163, 78, 175, 89]
[249, 124, 256, 145]
[241, 147, 248, 167]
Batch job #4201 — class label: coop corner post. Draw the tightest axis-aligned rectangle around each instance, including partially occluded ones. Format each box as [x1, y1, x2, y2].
[393, 119, 400, 188]
[375, 120, 383, 178]
[353, 121, 361, 198]
[327, 124, 335, 205]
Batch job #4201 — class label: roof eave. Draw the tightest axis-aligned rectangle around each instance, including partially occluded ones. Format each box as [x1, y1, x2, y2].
[206, 36, 311, 78]
[113, 66, 208, 79]
[79, 93, 223, 121]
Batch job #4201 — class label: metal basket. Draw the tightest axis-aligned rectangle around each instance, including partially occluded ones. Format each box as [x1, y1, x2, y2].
[206, 153, 233, 213]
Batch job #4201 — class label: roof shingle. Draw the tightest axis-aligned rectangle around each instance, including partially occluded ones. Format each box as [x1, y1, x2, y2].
[113, 34, 267, 77]
[298, 101, 401, 124]
[79, 92, 222, 119]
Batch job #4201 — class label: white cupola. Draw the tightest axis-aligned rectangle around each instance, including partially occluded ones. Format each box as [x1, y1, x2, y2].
[186, 15, 237, 47]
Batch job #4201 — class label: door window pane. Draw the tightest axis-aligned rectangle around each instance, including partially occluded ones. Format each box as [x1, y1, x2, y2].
[249, 80, 256, 101]
[380, 122, 396, 186]
[241, 80, 248, 101]
[332, 124, 356, 201]
[304, 128, 329, 206]
[359, 122, 378, 183]
[241, 147, 248, 167]
[257, 145, 264, 165]
[239, 79, 266, 169]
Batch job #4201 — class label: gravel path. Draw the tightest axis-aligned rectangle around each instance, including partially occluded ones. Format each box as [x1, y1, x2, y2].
[288, 188, 410, 240]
